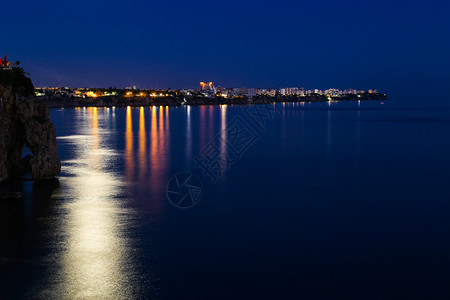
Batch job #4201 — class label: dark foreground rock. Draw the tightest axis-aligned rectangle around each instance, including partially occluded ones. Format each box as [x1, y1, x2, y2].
[0, 68, 61, 181]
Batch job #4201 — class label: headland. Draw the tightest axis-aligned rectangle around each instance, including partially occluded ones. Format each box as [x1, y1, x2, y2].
[38, 90, 387, 108]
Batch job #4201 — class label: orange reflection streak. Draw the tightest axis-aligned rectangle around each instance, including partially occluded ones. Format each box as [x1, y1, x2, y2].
[165, 107, 170, 136]
[165, 106, 169, 131]
[139, 107, 147, 178]
[210, 106, 215, 141]
[87, 107, 100, 170]
[148, 107, 166, 215]
[150, 107, 159, 188]
[164, 107, 170, 175]
[151, 107, 158, 158]
[159, 106, 164, 151]
[125, 107, 134, 180]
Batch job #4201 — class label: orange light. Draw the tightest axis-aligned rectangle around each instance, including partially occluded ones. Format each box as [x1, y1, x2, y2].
[86, 91, 98, 98]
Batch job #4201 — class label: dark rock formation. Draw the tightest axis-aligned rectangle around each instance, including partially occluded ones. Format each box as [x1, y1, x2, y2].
[0, 68, 60, 181]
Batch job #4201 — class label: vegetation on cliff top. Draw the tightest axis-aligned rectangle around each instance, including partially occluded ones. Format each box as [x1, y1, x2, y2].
[0, 67, 35, 96]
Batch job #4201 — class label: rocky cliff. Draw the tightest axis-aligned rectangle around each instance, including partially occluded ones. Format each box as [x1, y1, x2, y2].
[0, 68, 60, 181]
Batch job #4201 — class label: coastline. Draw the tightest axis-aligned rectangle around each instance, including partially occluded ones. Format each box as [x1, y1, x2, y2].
[39, 93, 387, 108]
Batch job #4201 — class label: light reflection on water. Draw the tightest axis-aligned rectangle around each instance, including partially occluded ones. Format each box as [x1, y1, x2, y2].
[45, 107, 175, 299]
[51, 106, 175, 298]
[220, 105, 227, 160]
[43, 107, 134, 299]
[139, 107, 146, 179]
[6, 101, 450, 298]
[146, 106, 170, 219]
[125, 106, 134, 180]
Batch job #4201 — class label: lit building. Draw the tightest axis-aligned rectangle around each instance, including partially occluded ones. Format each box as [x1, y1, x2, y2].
[200, 82, 215, 91]
[280, 87, 301, 96]
[247, 88, 256, 96]
[325, 89, 340, 97]
[0, 55, 9, 68]
[233, 87, 247, 96]
[200, 82, 216, 97]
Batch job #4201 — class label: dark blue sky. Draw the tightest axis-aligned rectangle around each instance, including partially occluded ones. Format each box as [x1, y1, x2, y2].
[2, 0, 449, 98]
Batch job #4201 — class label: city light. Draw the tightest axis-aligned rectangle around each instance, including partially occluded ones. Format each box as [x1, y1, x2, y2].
[86, 91, 98, 98]
[33, 85, 385, 103]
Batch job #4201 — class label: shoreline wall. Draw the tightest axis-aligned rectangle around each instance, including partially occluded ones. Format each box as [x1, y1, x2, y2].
[39, 93, 387, 108]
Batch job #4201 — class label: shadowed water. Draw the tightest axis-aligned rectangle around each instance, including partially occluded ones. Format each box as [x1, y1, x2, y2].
[2, 99, 450, 298]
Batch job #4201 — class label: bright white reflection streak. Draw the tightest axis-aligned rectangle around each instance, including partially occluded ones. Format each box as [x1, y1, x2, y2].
[54, 107, 135, 299]
[186, 106, 192, 162]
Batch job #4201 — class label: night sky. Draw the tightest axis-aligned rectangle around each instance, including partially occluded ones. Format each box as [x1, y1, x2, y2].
[2, 0, 449, 99]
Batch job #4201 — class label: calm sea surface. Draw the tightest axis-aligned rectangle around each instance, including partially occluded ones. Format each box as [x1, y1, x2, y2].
[2, 99, 450, 299]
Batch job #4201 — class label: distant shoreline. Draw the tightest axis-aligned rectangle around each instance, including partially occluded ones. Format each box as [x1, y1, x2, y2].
[39, 93, 387, 108]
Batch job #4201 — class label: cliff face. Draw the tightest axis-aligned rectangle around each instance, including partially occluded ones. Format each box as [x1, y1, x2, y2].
[0, 68, 60, 181]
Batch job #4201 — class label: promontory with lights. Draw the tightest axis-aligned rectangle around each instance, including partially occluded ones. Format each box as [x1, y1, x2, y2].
[36, 81, 386, 107]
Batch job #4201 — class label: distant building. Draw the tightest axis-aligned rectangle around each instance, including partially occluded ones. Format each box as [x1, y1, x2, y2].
[221, 88, 235, 98]
[233, 87, 246, 95]
[325, 89, 340, 97]
[200, 82, 216, 97]
[257, 89, 277, 96]
[0, 55, 9, 68]
[284, 87, 299, 96]
[200, 82, 215, 91]
[247, 88, 256, 96]
[231, 87, 256, 97]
